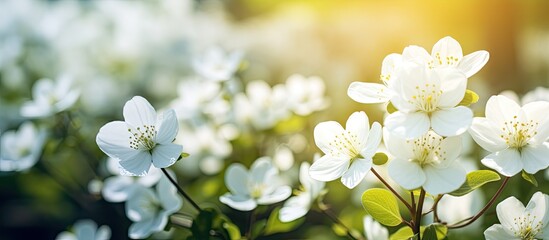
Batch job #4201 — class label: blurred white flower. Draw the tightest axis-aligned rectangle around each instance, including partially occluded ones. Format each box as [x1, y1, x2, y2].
[96, 96, 183, 176]
[126, 173, 182, 239]
[309, 111, 381, 189]
[384, 62, 472, 139]
[56, 219, 111, 240]
[436, 190, 484, 228]
[21, 76, 80, 118]
[0, 122, 46, 172]
[170, 78, 223, 121]
[101, 158, 162, 203]
[192, 46, 243, 82]
[285, 74, 328, 116]
[469, 95, 549, 177]
[484, 192, 549, 240]
[363, 215, 388, 240]
[279, 161, 325, 222]
[220, 157, 291, 211]
[385, 129, 466, 195]
[273, 145, 294, 171]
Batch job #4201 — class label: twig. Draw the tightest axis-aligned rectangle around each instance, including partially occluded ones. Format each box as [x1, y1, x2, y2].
[161, 168, 202, 212]
[413, 189, 426, 238]
[371, 168, 413, 213]
[318, 202, 359, 240]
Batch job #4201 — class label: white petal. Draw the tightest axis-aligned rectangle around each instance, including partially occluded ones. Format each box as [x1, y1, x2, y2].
[54, 90, 79, 112]
[459, 50, 489, 78]
[126, 186, 158, 222]
[468, 118, 508, 152]
[436, 68, 467, 108]
[96, 121, 137, 161]
[73, 219, 97, 239]
[309, 155, 349, 182]
[347, 82, 391, 104]
[481, 149, 522, 177]
[485, 95, 525, 126]
[219, 193, 257, 211]
[435, 136, 462, 168]
[431, 106, 473, 137]
[225, 163, 250, 196]
[314, 121, 344, 155]
[402, 45, 431, 64]
[151, 143, 182, 168]
[346, 111, 370, 148]
[384, 111, 430, 139]
[279, 194, 311, 222]
[250, 157, 276, 184]
[483, 224, 517, 240]
[364, 215, 389, 240]
[101, 176, 135, 202]
[299, 162, 313, 191]
[157, 175, 183, 213]
[156, 109, 178, 144]
[128, 218, 155, 239]
[381, 53, 403, 78]
[423, 162, 466, 195]
[118, 151, 152, 176]
[523, 101, 549, 143]
[361, 122, 382, 158]
[431, 36, 463, 67]
[387, 158, 425, 190]
[383, 128, 414, 160]
[123, 96, 157, 128]
[257, 186, 292, 205]
[20, 102, 52, 118]
[96, 225, 111, 240]
[496, 196, 526, 234]
[521, 143, 549, 174]
[340, 159, 372, 189]
[525, 192, 549, 229]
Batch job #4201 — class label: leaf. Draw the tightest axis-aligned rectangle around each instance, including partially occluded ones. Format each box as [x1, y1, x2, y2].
[361, 188, 402, 226]
[522, 170, 538, 187]
[372, 152, 389, 165]
[191, 209, 215, 239]
[387, 102, 398, 114]
[390, 226, 413, 240]
[422, 224, 447, 240]
[222, 222, 241, 240]
[449, 170, 501, 196]
[458, 89, 479, 106]
[264, 207, 305, 235]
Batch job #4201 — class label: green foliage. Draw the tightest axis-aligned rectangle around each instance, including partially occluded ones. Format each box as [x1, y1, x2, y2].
[522, 170, 538, 187]
[361, 188, 402, 226]
[390, 226, 414, 240]
[422, 224, 447, 240]
[458, 89, 479, 106]
[189, 208, 242, 240]
[264, 206, 305, 235]
[449, 170, 501, 196]
[372, 152, 389, 165]
[222, 222, 241, 240]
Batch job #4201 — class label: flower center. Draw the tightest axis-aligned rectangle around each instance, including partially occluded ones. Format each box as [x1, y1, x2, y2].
[511, 214, 543, 240]
[410, 83, 442, 113]
[409, 132, 446, 166]
[499, 116, 539, 149]
[432, 52, 460, 67]
[128, 125, 157, 151]
[328, 130, 361, 159]
[249, 183, 266, 199]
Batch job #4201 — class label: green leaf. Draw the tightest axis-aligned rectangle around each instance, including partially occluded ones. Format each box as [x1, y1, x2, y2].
[264, 207, 305, 235]
[222, 222, 241, 240]
[458, 89, 479, 106]
[191, 209, 215, 239]
[422, 224, 447, 240]
[361, 188, 402, 226]
[387, 102, 398, 114]
[522, 170, 538, 187]
[372, 152, 389, 165]
[449, 170, 501, 196]
[390, 226, 413, 240]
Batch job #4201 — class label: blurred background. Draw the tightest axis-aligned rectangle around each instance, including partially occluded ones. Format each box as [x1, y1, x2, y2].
[1, 0, 549, 239]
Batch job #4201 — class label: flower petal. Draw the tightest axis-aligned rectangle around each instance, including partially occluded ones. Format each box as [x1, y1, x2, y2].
[459, 50, 489, 78]
[523, 101, 549, 144]
[435, 136, 462, 168]
[123, 96, 157, 127]
[402, 45, 431, 65]
[96, 121, 137, 161]
[256, 186, 292, 205]
[431, 36, 463, 67]
[347, 82, 391, 104]
[156, 109, 179, 144]
[225, 163, 250, 195]
[279, 194, 311, 222]
[481, 149, 522, 177]
[219, 193, 257, 211]
[521, 143, 549, 174]
[483, 224, 516, 240]
[346, 111, 370, 148]
[423, 162, 466, 195]
[436, 68, 467, 108]
[125, 186, 158, 222]
[485, 95, 525, 126]
[361, 122, 382, 158]
[387, 158, 425, 190]
[496, 196, 526, 234]
[468, 118, 508, 152]
[314, 121, 345, 155]
[381, 53, 403, 79]
[157, 174, 183, 213]
[151, 143, 182, 168]
[525, 192, 549, 229]
[101, 176, 135, 202]
[384, 111, 430, 139]
[382, 128, 414, 160]
[309, 155, 349, 182]
[118, 151, 152, 176]
[431, 106, 473, 137]
[250, 157, 277, 184]
[340, 158, 372, 189]
[128, 218, 155, 239]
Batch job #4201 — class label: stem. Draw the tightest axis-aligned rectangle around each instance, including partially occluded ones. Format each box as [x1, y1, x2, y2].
[431, 195, 443, 222]
[410, 191, 416, 215]
[448, 177, 510, 229]
[246, 209, 255, 240]
[318, 202, 358, 240]
[413, 189, 426, 238]
[161, 168, 201, 212]
[371, 168, 413, 213]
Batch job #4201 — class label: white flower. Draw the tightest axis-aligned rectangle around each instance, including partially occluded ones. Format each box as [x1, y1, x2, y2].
[309, 111, 382, 189]
[363, 215, 389, 240]
[348, 36, 489, 105]
[21, 75, 80, 118]
[0, 122, 46, 172]
[385, 129, 466, 195]
[169, 78, 223, 121]
[125, 174, 182, 239]
[101, 158, 162, 203]
[384, 62, 472, 138]
[436, 190, 484, 228]
[285, 74, 329, 116]
[468, 95, 549, 177]
[279, 161, 325, 222]
[220, 157, 291, 211]
[56, 219, 111, 240]
[96, 96, 183, 176]
[484, 192, 549, 240]
[192, 46, 243, 82]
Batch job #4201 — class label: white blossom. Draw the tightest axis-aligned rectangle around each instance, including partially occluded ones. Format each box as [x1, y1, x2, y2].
[0, 122, 46, 172]
[21, 75, 80, 118]
[56, 219, 111, 240]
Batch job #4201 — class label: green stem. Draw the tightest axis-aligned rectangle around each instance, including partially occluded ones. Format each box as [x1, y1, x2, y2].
[161, 168, 202, 212]
[246, 209, 255, 240]
[371, 168, 414, 213]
